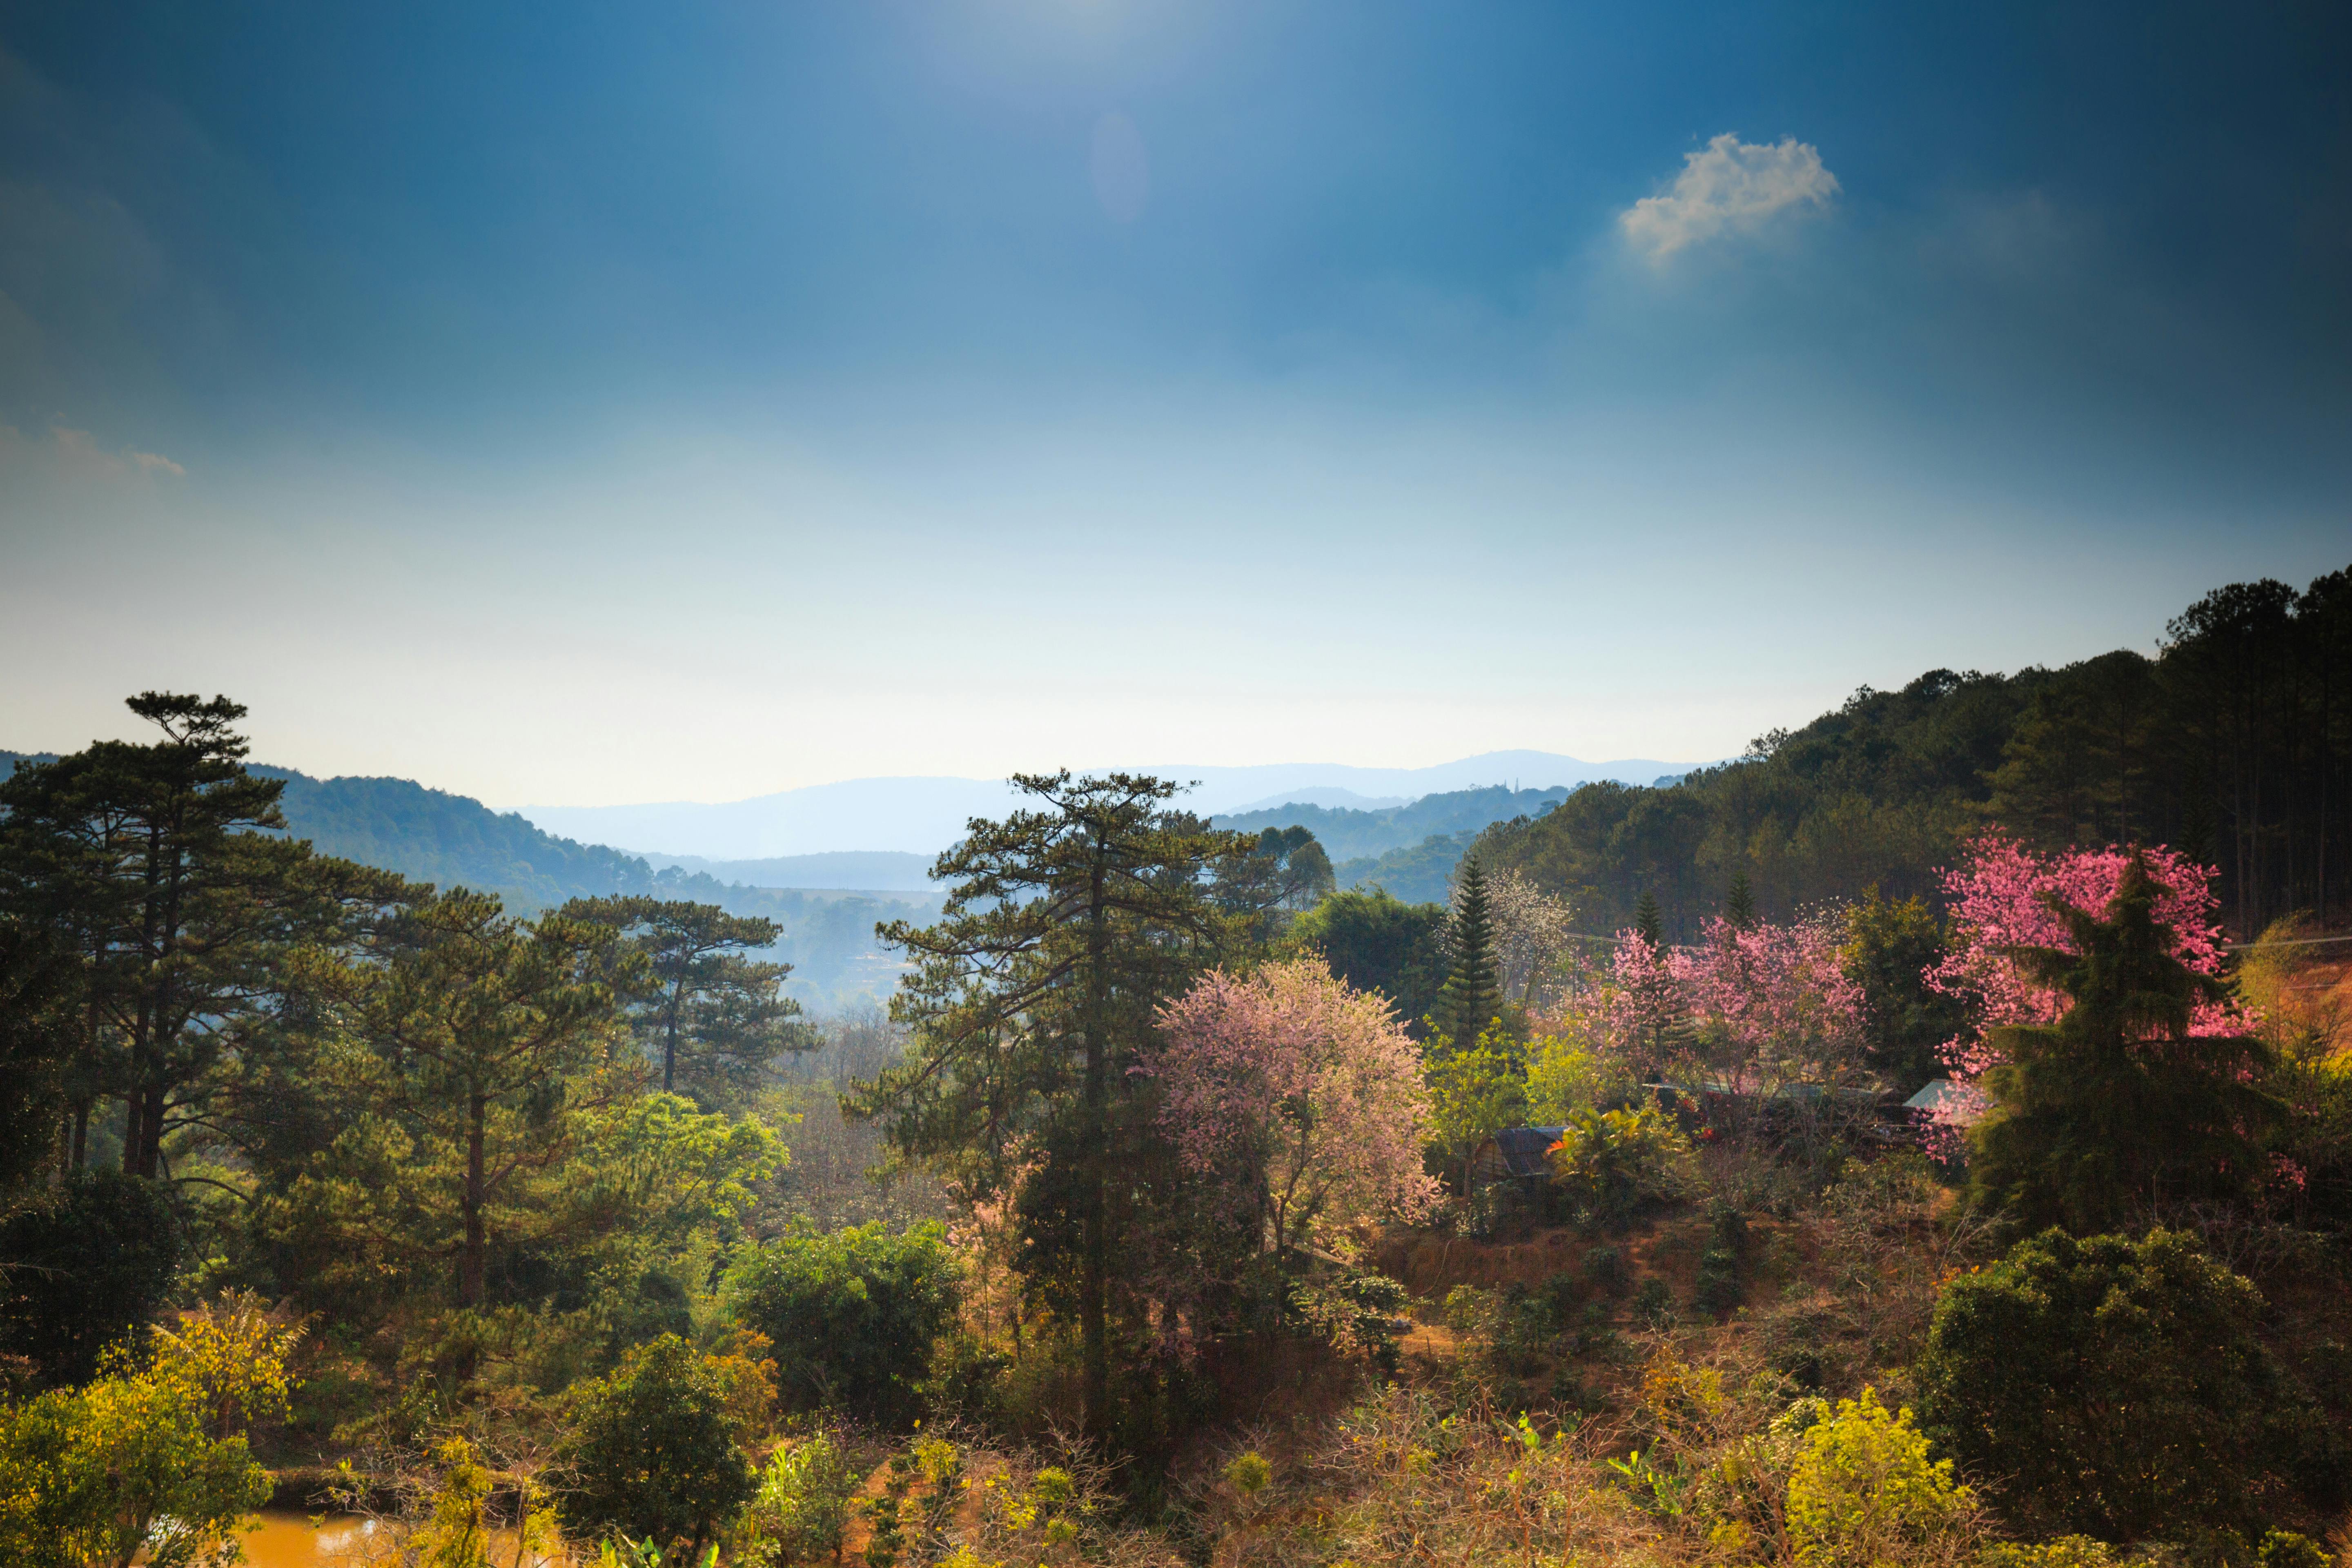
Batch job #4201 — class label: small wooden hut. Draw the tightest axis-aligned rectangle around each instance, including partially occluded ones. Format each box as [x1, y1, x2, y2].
[1468, 1125, 1567, 1189]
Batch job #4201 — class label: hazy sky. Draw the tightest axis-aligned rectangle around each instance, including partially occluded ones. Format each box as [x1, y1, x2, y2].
[3, 1, 2346, 807]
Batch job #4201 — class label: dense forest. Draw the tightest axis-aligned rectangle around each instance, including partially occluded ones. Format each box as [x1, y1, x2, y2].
[2, 559, 2349, 1568]
[1473, 566, 2352, 942]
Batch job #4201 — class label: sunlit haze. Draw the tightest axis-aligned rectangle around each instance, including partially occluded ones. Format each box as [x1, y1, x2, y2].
[4, 2, 2346, 807]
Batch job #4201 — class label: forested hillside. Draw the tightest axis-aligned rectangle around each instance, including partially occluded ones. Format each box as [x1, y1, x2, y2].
[264, 768, 659, 907]
[0, 753, 934, 1001]
[8, 696, 2352, 1568]
[1217, 783, 1570, 861]
[1332, 831, 1481, 904]
[1472, 565, 2351, 940]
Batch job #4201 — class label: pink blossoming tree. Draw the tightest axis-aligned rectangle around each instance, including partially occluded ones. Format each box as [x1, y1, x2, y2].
[1549, 917, 1865, 1092]
[1678, 913, 1869, 1089]
[1605, 929, 1688, 1080]
[1151, 959, 1440, 1254]
[1929, 831, 2240, 1082]
[1918, 831, 2245, 1154]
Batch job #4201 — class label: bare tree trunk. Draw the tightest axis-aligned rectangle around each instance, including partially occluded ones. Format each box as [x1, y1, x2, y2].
[127, 992, 157, 1178]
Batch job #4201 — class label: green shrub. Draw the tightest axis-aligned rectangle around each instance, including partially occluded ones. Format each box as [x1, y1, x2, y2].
[1977, 1537, 2133, 1566]
[1290, 1264, 1412, 1373]
[1224, 1450, 1272, 1501]
[1546, 1105, 1690, 1227]
[0, 1310, 302, 1568]
[913, 1435, 962, 1529]
[1692, 1205, 1748, 1316]
[1784, 1387, 1976, 1568]
[927, 1330, 1011, 1425]
[1568, 1299, 1621, 1360]
[1524, 1035, 1637, 1123]
[1533, 1269, 1585, 1326]
[559, 1334, 758, 1553]
[2258, 1532, 2331, 1568]
[1548, 1365, 1610, 1414]
[734, 1431, 858, 1566]
[1633, 1276, 1676, 1329]
[1579, 1245, 1629, 1296]
[1915, 1228, 2346, 1542]
[1439, 1283, 1563, 1392]
[723, 1222, 960, 1428]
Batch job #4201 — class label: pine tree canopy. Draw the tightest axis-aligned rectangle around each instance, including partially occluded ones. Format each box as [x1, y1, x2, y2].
[1634, 890, 1664, 950]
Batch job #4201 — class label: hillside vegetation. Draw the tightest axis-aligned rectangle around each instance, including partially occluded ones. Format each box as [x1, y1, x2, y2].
[3, 560, 2349, 1568]
[1473, 566, 2350, 941]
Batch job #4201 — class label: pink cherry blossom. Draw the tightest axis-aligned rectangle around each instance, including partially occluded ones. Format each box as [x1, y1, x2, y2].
[1149, 959, 1440, 1251]
[1541, 915, 1865, 1092]
[1676, 913, 1866, 1085]
[1927, 831, 2241, 1089]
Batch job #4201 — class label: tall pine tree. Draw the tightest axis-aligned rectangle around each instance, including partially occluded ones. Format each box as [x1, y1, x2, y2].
[0, 694, 378, 1178]
[853, 773, 1240, 1437]
[1434, 858, 1502, 1046]
[559, 896, 803, 1100]
[1634, 889, 1664, 950]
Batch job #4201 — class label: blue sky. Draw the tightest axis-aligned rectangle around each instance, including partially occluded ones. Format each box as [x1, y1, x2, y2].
[2, 0, 2346, 806]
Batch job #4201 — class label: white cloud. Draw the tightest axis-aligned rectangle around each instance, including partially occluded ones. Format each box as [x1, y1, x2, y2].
[1620, 134, 1840, 262]
[0, 423, 185, 481]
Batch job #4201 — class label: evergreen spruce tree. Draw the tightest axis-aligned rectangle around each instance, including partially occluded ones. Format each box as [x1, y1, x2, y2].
[1969, 853, 2279, 1233]
[1634, 889, 1664, 950]
[1724, 871, 1757, 930]
[1434, 858, 1501, 1047]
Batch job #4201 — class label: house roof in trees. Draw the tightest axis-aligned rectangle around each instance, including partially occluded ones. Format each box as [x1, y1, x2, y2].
[1902, 1078, 1985, 1124]
[1472, 1126, 1568, 1184]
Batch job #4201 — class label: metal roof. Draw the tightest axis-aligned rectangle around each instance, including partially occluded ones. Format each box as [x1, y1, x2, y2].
[1902, 1078, 1986, 1123]
[1481, 1125, 1568, 1180]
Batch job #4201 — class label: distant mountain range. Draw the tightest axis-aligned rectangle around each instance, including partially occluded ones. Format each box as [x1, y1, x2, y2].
[626, 783, 1595, 902]
[510, 751, 1698, 860]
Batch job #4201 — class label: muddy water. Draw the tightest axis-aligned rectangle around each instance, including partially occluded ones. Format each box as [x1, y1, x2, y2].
[238, 1513, 383, 1566]
[239, 1511, 568, 1566]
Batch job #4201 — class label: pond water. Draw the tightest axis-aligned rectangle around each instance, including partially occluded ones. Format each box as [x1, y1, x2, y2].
[239, 1511, 568, 1566]
[238, 1513, 381, 1567]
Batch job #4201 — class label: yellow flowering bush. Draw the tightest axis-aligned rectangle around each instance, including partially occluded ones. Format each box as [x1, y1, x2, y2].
[1785, 1388, 1978, 1568]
